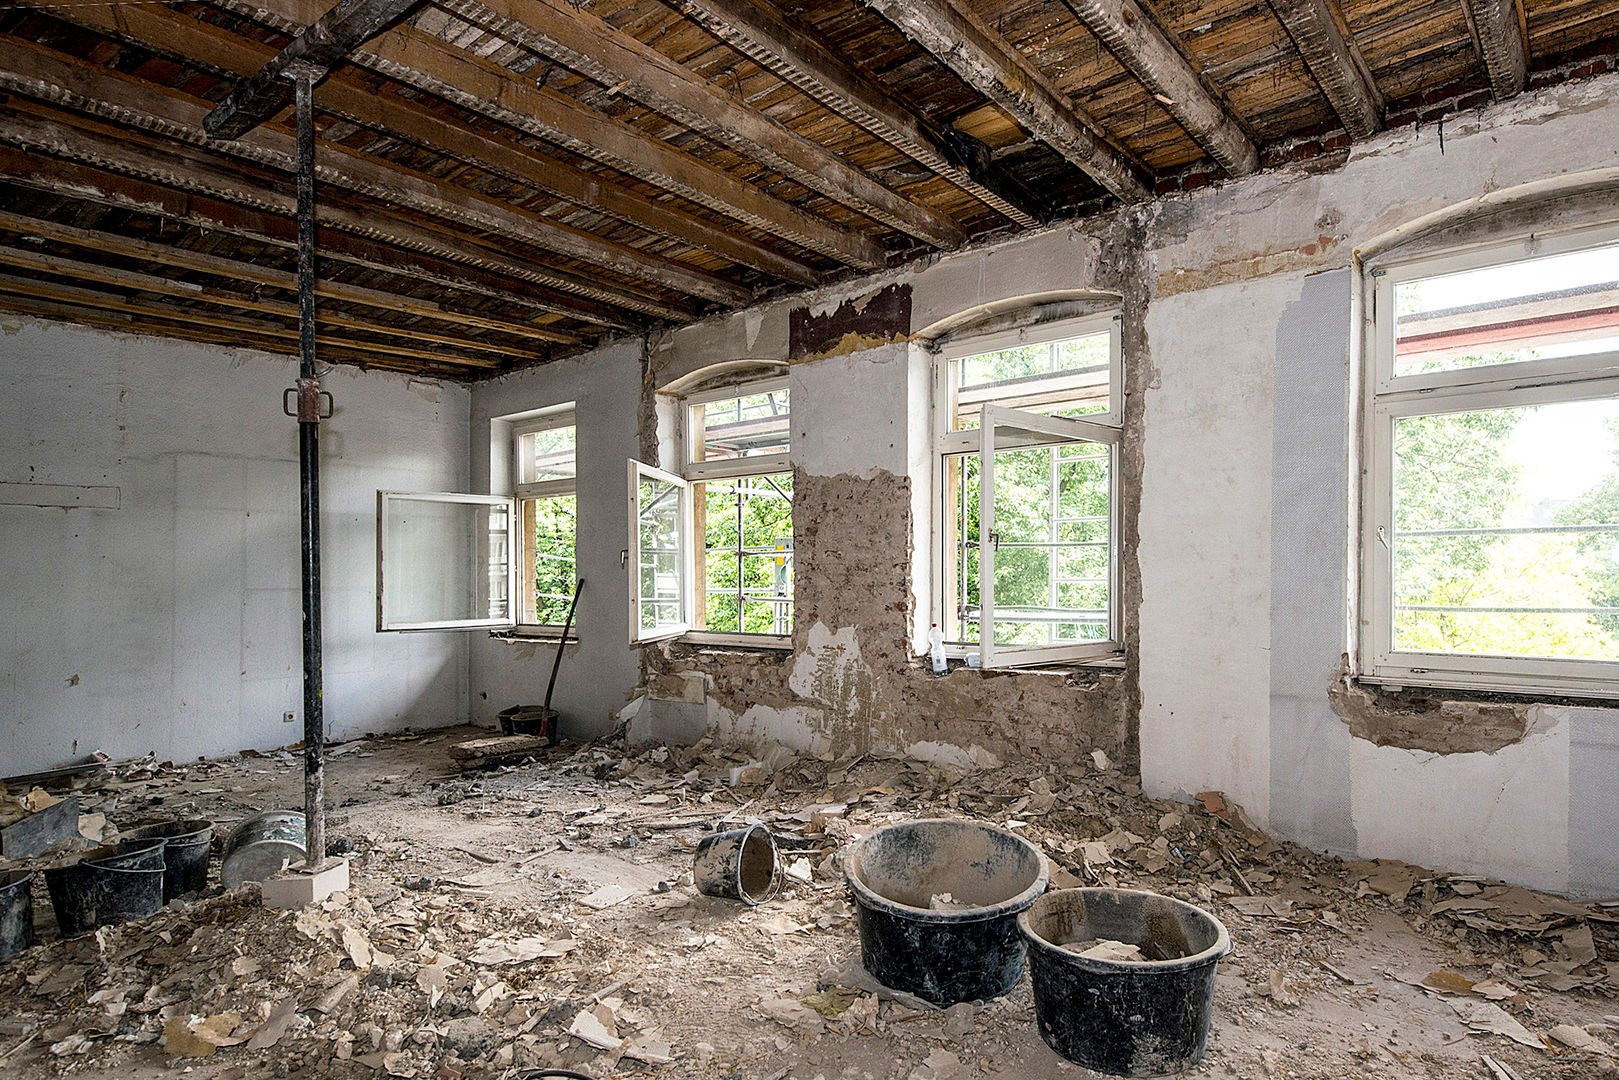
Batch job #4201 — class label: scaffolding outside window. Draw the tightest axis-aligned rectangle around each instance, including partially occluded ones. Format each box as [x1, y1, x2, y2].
[1362, 223, 1619, 697]
[513, 409, 577, 631]
[936, 314, 1123, 668]
[684, 378, 792, 642]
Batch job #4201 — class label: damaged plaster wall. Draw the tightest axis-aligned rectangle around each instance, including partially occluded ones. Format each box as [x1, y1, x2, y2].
[1136, 72, 1619, 894]
[0, 318, 472, 773]
[467, 338, 644, 740]
[638, 224, 1139, 773]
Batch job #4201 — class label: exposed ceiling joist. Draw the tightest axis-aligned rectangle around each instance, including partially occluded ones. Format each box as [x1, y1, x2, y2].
[0, 210, 579, 346]
[0, 244, 541, 362]
[0, 38, 748, 310]
[0, 145, 644, 333]
[70, 4, 818, 286]
[1060, 0, 1259, 177]
[204, 0, 424, 139]
[433, 0, 969, 250]
[0, 267, 502, 369]
[1268, 0, 1383, 139]
[216, 0, 890, 271]
[672, 0, 1042, 227]
[858, 0, 1151, 203]
[1461, 0, 1529, 102]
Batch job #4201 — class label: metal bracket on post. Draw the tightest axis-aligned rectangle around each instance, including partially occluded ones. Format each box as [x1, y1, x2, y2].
[283, 381, 334, 422]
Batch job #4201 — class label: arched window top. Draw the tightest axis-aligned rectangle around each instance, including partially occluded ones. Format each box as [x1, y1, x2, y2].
[658, 359, 788, 397]
[916, 290, 1122, 350]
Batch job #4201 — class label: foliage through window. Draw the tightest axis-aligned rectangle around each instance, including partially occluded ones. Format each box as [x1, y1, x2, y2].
[1363, 226, 1619, 695]
[937, 315, 1122, 667]
[514, 411, 577, 629]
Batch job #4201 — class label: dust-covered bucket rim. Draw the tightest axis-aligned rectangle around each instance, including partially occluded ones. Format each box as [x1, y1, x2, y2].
[1017, 886, 1233, 973]
[844, 817, 1050, 924]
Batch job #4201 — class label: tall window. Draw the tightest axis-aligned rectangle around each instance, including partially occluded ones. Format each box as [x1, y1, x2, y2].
[1362, 224, 1619, 696]
[513, 408, 577, 631]
[936, 313, 1122, 668]
[684, 378, 793, 640]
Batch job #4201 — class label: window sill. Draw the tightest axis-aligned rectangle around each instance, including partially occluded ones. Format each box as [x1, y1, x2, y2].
[1355, 671, 1619, 704]
[934, 653, 1125, 676]
[679, 631, 793, 652]
[492, 628, 580, 645]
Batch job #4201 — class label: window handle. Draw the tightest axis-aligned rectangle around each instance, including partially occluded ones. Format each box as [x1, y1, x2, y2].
[1377, 525, 1390, 551]
[989, 530, 1002, 551]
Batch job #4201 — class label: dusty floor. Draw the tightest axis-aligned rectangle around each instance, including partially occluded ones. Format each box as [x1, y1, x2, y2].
[0, 725, 1616, 1080]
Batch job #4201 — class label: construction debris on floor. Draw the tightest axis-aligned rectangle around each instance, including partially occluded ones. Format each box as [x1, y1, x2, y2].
[0, 726, 1615, 1080]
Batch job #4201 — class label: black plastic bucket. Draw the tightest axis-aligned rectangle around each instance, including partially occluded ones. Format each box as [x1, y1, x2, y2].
[221, 810, 306, 888]
[693, 824, 779, 904]
[1018, 887, 1232, 1077]
[845, 818, 1049, 1006]
[44, 839, 167, 936]
[127, 819, 214, 900]
[0, 869, 34, 961]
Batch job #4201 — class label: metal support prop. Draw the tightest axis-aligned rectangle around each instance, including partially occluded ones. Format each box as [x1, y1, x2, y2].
[293, 66, 326, 870]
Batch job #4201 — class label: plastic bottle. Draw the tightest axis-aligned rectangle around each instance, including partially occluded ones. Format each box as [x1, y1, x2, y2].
[928, 624, 947, 675]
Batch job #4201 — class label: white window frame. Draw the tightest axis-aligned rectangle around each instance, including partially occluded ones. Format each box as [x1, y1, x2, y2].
[511, 408, 578, 636]
[1360, 221, 1619, 698]
[680, 375, 794, 648]
[934, 312, 1125, 668]
[628, 459, 694, 644]
[376, 490, 515, 632]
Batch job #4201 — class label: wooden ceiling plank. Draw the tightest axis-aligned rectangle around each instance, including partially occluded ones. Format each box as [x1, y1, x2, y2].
[0, 38, 741, 311]
[0, 241, 549, 360]
[0, 269, 504, 368]
[0, 145, 640, 332]
[215, 0, 887, 269]
[0, 209, 579, 345]
[671, 0, 1042, 226]
[205, 0, 425, 139]
[70, 3, 818, 284]
[1267, 0, 1384, 138]
[856, 0, 1152, 201]
[1060, 0, 1260, 176]
[1460, 0, 1528, 101]
[433, 0, 969, 249]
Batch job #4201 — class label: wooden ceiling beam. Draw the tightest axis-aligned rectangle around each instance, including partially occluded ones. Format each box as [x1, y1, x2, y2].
[0, 268, 504, 368]
[0, 209, 578, 345]
[0, 145, 642, 332]
[205, 0, 424, 139]
[1060, 0, 1259, 176]
[858, 0, 1151, 202]
[0, 38, 739, 312]
[1461, 0, 1529, 101]
[0, 240, 552, 361]
[67, 4, 818, 285]
[434, 0, 969, 250]
[671, 0, 1041, 227]
[216, 0, 887, 270]
[1268, 0, 1383, 139]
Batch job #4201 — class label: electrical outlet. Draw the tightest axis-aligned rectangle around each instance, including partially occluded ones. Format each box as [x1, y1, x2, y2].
[283, 711, 296, 723]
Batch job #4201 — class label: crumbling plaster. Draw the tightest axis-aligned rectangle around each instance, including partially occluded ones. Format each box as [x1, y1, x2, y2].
[625, 69, 1619, 895]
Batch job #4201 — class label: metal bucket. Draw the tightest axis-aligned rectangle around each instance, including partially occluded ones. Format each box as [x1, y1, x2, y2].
[693, 824, 779, 905]
[221, 810, 307, 889]
[128, 818, 214, 900]
[0, 870, 34, 961]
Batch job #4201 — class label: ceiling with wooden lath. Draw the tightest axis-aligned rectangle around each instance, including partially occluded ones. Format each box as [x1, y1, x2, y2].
[0, 0, 1613, 379]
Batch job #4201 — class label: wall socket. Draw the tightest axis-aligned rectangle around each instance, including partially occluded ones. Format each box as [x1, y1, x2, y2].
[283, 711, 296, 723]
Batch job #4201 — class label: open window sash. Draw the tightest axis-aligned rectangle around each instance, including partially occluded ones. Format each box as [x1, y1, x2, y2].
[978, 405, 1120, 669]
[377, 491, 515, 631]
[628, 459, 693, 643]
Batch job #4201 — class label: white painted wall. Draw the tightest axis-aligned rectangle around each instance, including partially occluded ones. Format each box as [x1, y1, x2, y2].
[0, 319, 471, 774]
[467, 339, 644, 740]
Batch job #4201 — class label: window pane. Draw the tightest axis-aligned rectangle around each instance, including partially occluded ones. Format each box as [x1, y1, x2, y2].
[695, 472, 792, 635]
[525, 493, 576, 625]
[1391, 398, 1619, 659]
[518, 424, 576, 484]
[690, 387, 790, 462]
[1394, 242, 1619, 377]
[952, 331, 1112, 430]
[381, 496, 509, 626]
[637, 475, 683, 633]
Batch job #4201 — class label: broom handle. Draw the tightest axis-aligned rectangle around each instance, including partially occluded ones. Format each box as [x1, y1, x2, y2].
[544, 579, 584, 713]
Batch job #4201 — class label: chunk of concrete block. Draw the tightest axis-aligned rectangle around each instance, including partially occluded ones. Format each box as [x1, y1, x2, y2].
[1, 795, 79, 859]
[260, 857, 349, 910]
